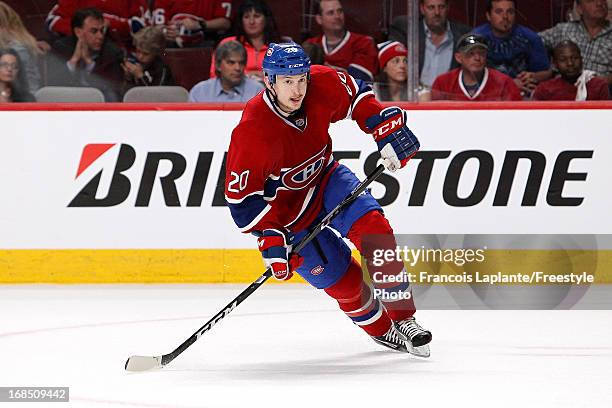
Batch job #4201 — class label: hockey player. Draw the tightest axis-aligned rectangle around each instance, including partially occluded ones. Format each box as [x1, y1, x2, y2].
[225, 43, 432, 356]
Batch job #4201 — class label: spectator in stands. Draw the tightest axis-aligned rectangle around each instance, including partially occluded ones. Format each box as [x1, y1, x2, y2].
[122, 26, 175, 93]
[46, 0, 141, 46]
[210, 0, 281, 81]
[189, 40, 262, 102]
[150, 0, 232, 47]
[540, 0, 611, 86]
[0, 48, 34, 102]
[431, 33, 522, 101]
[302, 41, 325, 65]
[533, 40, 609, 100]
[0, 2, 44, 93]
[472, 0, 551, 96]
[374, 41, 408, 102]
[174, 0, 232, 42]
[305, 0, 378, 81]
[389, 0, 471, 88]
[47, 8, 124, 102]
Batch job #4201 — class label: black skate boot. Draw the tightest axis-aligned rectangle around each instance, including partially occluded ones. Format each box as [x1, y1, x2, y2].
[371, 326, 409, 353]
[394, 317, 432, 358]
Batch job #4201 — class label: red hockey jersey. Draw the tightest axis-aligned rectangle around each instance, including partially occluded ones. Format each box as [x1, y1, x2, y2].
[137, 0, 230, 25]
[46, 0, 141, 39]
[170, 0, 231, 22]
[533, 76, 610, 101]
[137, 0, 231, 46]
[431, 67, 522, 101]
[225, 65, 382, 234]
[306, 31, 378, 81]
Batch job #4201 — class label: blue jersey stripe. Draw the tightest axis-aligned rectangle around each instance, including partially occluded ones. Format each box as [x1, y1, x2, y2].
[227, 194, 268, 230]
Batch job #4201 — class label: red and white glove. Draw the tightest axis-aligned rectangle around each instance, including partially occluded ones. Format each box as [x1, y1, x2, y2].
[257, 229, 304, 281]
[365, 106, 420, 172]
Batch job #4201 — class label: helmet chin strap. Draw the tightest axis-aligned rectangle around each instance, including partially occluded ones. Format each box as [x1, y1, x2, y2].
[265, 81, 299, 116]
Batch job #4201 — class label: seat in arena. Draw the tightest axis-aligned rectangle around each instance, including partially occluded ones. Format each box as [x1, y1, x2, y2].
[123, 86, 189, 103]
[35, 86, 105, 103]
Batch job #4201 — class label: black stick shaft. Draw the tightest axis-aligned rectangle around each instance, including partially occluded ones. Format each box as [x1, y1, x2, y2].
[160, 164, 385, 367]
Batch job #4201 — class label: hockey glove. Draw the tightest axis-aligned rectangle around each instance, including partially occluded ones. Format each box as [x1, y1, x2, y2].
[257, 229, 304, 281]
[365, 107, 420, 172]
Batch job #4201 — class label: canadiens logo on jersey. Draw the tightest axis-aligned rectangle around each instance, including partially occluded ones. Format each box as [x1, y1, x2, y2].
[280, 147, 327, 191]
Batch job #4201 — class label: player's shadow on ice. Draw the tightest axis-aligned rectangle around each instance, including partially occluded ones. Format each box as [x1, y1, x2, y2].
[169, 350, 431, 378]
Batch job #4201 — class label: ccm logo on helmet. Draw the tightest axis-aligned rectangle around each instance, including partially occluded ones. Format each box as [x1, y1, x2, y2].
[281, 147, 326, 190]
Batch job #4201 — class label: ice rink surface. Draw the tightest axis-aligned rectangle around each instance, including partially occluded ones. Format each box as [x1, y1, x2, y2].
[2, 284, 611, 408]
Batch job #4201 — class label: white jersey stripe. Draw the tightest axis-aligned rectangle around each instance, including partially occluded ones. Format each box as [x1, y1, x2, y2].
[322, 31, 351, 56]
[286, 186, 315, 229]
[225, 190, 265, 204]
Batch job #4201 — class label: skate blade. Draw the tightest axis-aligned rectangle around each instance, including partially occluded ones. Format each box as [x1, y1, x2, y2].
[372, 338, 406, 352]
[407, 343, 430, 358]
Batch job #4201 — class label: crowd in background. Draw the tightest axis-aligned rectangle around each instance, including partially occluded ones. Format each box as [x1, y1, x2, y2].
[0, 0, 610, 103]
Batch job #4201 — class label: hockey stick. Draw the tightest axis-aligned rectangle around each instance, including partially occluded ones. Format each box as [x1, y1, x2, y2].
[125, 164, 386, 372]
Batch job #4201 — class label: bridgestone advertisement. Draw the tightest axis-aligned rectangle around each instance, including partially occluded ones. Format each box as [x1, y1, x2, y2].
[1, 109, 609, 249]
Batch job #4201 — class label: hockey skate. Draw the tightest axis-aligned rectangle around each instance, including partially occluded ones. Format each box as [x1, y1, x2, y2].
[371, 326, 409, 353]
[394, 317, 432, 358]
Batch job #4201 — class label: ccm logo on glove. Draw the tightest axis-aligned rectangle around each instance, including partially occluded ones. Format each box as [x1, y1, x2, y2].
[366, 107, 420, 172]
[371, 116, 404, 140]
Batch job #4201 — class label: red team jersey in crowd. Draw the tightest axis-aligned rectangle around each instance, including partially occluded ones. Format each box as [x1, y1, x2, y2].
[46, 0, 141, 38]
[225, 65, 381, 234]
[136, 0, 172, 26]
[138, 0, 231, 46]
[170, 0, 232, 22]
[47, 1, 231, 45]
[139, 0, 231, 26]
[306, 32, 378, 81]
[431, 67, 522, 101]
[533, 76, 610, 101]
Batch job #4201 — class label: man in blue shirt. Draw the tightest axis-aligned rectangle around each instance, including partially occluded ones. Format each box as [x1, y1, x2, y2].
[189, 40, 263, 102]
[389, 0, 471, 88]
[472, 0, 551, 95]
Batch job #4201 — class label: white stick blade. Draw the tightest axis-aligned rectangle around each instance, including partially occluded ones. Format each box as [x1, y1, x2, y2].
[125, 355, 162, 372]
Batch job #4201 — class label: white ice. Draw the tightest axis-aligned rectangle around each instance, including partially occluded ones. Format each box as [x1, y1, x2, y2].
[1, 285, 611, 408]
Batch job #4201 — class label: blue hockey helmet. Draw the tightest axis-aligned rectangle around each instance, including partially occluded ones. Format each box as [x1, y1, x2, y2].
[262, 42, 311, 84]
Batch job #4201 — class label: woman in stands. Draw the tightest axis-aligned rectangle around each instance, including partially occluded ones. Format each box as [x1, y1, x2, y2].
[0, 48, 35, 102]
[210, 0, 281, 81]
[122, 26, 175, 92]
[374, 41, 408, 102]
[0, 2, 43, 93]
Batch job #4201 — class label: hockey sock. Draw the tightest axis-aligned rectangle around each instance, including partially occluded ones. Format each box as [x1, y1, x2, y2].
[324, 257, 391, 337]
[348, 210, 416, 321]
